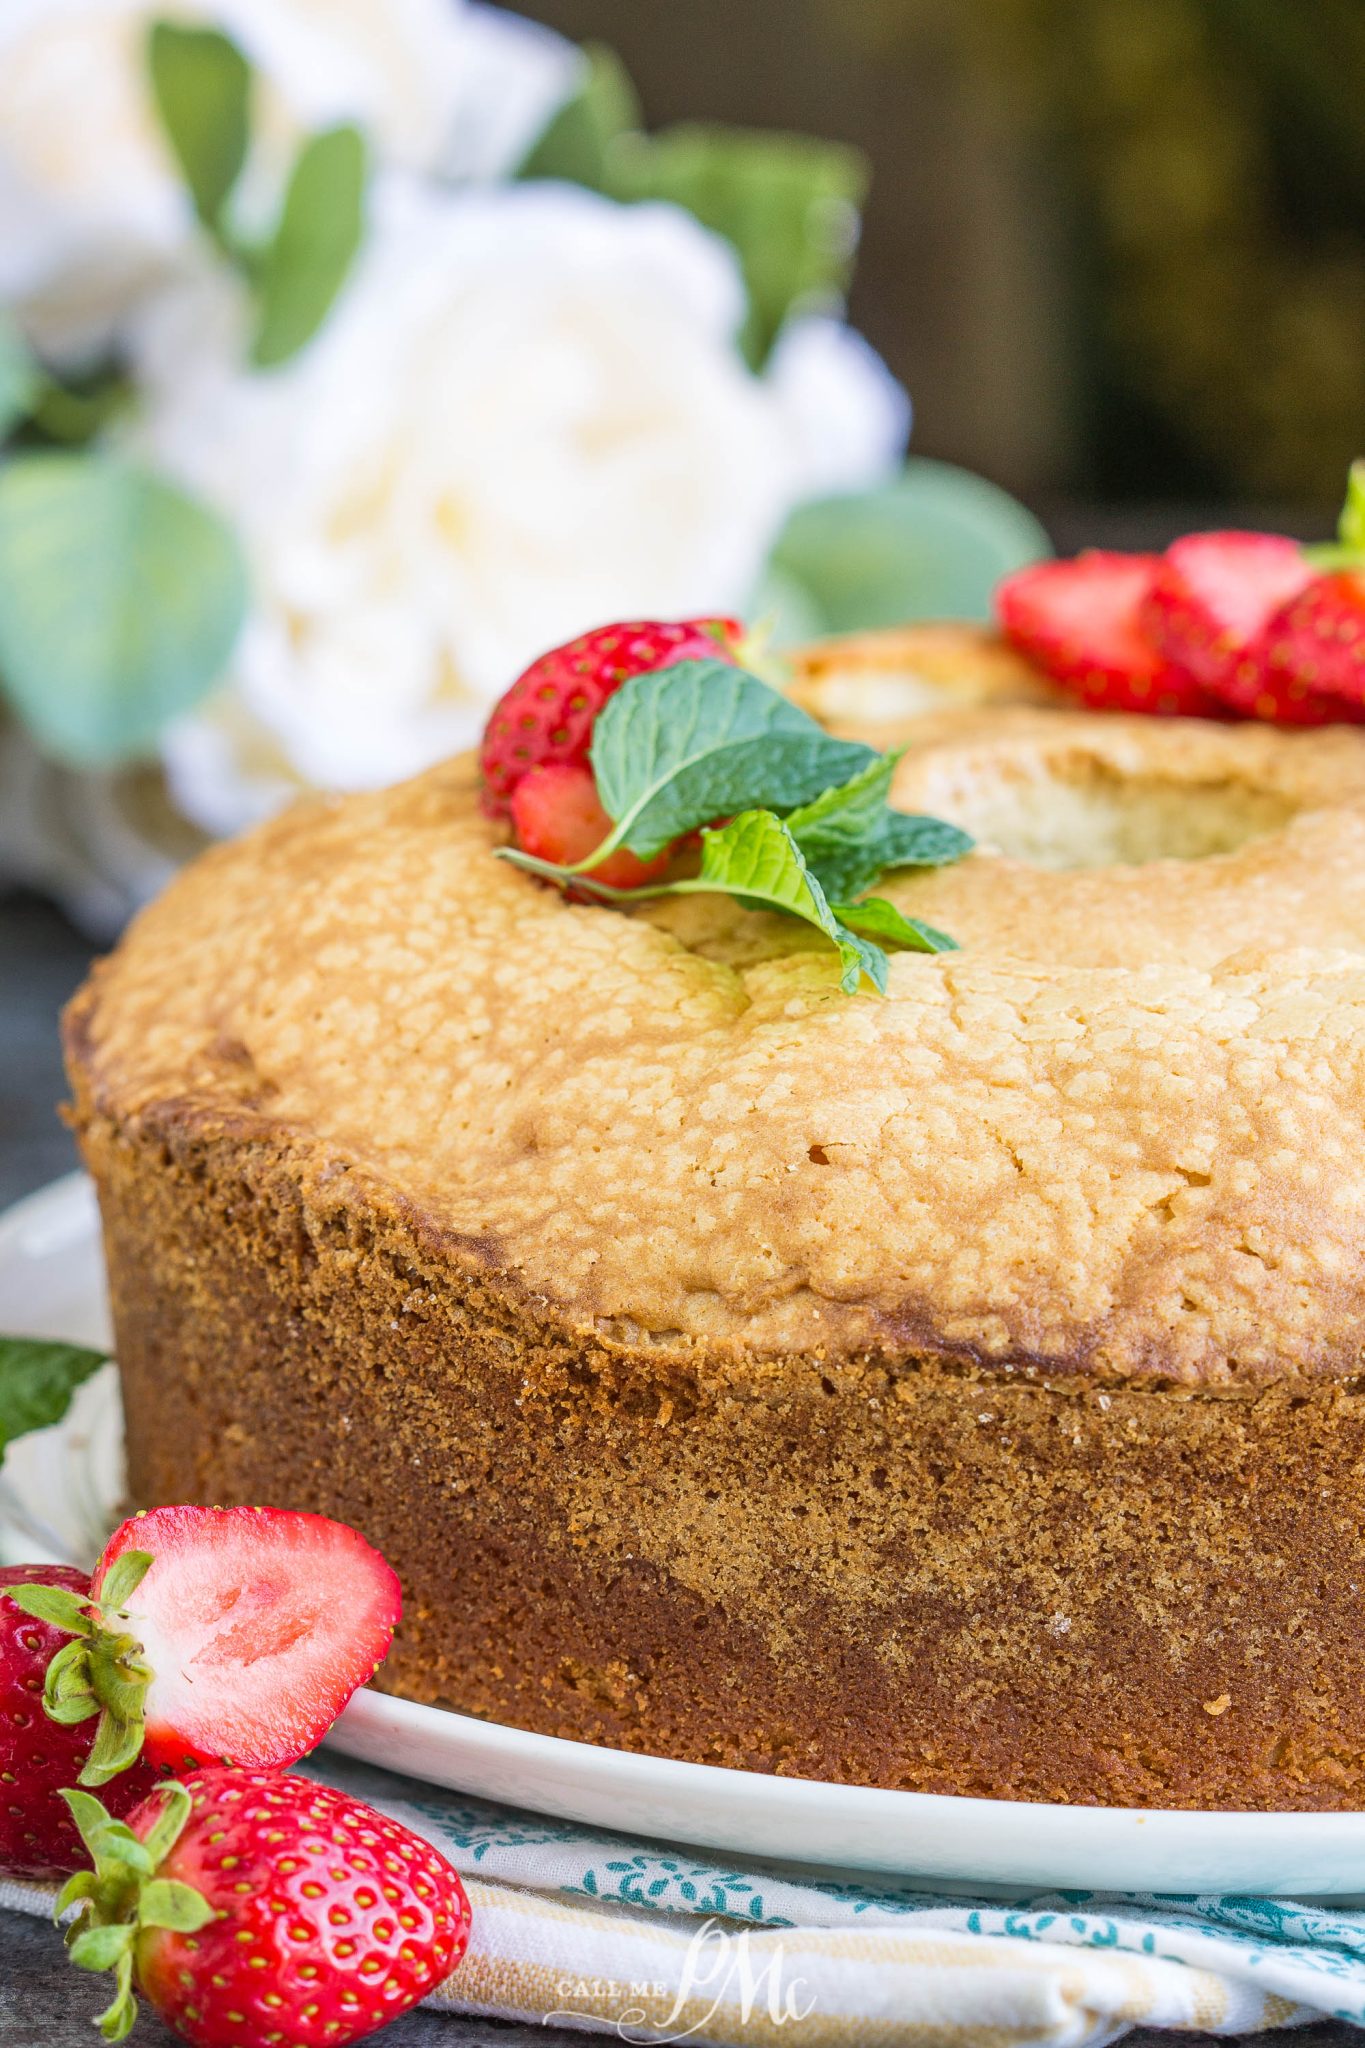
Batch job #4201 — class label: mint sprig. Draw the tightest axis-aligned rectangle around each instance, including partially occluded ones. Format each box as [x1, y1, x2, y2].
[584, 657, 877, 864]
[496, 662, 972, 992]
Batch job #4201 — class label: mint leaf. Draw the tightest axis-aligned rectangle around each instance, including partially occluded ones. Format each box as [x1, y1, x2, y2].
[0, 314, 38, 442]
[830, 895, 958, 956]
[252, 124, 366, 368]
[688, 810, 882, 994]
[588, 660, 876, 862]
[147, 22, 250, 240]
[0, 1336, 106, 1459]
[785, 750, 974, 900]
[516, 42, 639, 188]
[0, 453, 247, 765]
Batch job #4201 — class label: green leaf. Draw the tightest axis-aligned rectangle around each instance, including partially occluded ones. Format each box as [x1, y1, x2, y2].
[59, 1788, 117, 1860]
[138, 1782, 192, 1868]
[147, 22, 251, 239]
[783, 752, 973, 901]
[516, 42, 640, 189]
[54, 1871, 98, 1921]
[609, 124, 867, 367]
[0, 1335, 106, 1457]
[7, 1583, 91, 1635]
[137, 1878, 212, 1935]
[70, 1923, 134, 1973]
[97, 1551, 152, 1615]
[252, 124, 366, 368]
[688, 810, 882, 994]
[587, 660, 876, 862]
[81, 1711, 147, 1788]
[767, 459, 1053, 634]
[1341, 460, 1365, 556]
[0, 314, 38, 441]
[95, 1961, 137, 2048]
[830, 895, 959, 956]
[0, 453, 246, 766]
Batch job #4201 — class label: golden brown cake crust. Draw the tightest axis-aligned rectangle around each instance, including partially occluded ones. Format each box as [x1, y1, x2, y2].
[62, 645, 1365, 1808]
[67, 697, 1365, 1385]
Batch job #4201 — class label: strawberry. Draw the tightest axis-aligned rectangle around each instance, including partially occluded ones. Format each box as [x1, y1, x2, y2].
[510, 761, 671, 890]
[0, 1566, 161, 1879]
[60, 1767, 471, 2045]
[480, 615, 743, 817]
[996, 552, 1222, 716]
[1257, 571, 1365, 714]
[8, 1505, 401, 1788]
[1141, 531, 1314, 702]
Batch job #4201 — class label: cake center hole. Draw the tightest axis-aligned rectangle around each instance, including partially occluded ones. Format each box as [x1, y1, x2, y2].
[918, 755, 1298, 870]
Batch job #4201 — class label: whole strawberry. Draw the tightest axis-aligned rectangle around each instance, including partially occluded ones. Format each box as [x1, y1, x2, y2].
[480, 615, 743, 817]
[0, 1566, 161, 1879]
[60, 1768, 471, 2045]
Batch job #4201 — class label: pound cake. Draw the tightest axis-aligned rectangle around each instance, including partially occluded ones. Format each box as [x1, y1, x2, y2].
[64, 623, 1365, 1811]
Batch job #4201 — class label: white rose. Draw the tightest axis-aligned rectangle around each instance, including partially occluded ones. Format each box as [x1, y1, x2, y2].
[0, 0, 578, 363]
[129, 179, 908, 836]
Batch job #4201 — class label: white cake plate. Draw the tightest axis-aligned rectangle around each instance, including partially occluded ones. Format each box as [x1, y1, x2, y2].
[5, 1171, 1365, 1898]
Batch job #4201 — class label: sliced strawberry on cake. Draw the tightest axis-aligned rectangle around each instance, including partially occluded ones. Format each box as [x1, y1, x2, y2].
[996, 551, 1221, 716]
[1140, 531, 1314, 708]
[480, 616, 743, 818]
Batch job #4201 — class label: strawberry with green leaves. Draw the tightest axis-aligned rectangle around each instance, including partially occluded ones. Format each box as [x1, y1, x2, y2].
[2, 1503, 400, 1878]
[0, 1565, 162, 1880]
[491, 653, 973, 991]
[479, 616, 744, 819]
[59, 1767, 470, 2045]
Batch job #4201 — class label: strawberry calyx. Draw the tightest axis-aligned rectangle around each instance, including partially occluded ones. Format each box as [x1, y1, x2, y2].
[56, 1780, 210, 2045]
[8, 1551, 156, 1787]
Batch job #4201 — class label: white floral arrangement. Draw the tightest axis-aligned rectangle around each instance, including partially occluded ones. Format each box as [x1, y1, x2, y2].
[0, 0, 1044, 930]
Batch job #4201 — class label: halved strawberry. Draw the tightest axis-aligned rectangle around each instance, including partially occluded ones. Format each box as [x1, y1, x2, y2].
[10, 1506, 401, 1784]
[1256, 571, 1365, 714]
[996, 552, 1221, 716]
[511, 761, 671, 890]
[1141, 532, 1314, 701]
[480, 617, 744, 818]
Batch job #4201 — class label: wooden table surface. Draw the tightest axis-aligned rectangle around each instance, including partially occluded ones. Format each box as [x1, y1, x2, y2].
[1, 886, 1360, 2047]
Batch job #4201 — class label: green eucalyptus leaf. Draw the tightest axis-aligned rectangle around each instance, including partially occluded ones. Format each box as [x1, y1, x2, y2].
[588, 660, 875, 861]
[252, 123, 366, 368]
[0, 314, 39, 441]
[830, 894, 958, 956]
[0, 454, 246, 766]
[147, 22, 251, 238]
[516, 41, 639, 188]
[0, 1335, 106, 1457]
[609, 124, 867, 367]
[769, 458, 1052, 632]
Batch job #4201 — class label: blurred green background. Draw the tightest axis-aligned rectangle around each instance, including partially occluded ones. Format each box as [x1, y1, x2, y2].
[521, 0, 1365, 526]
